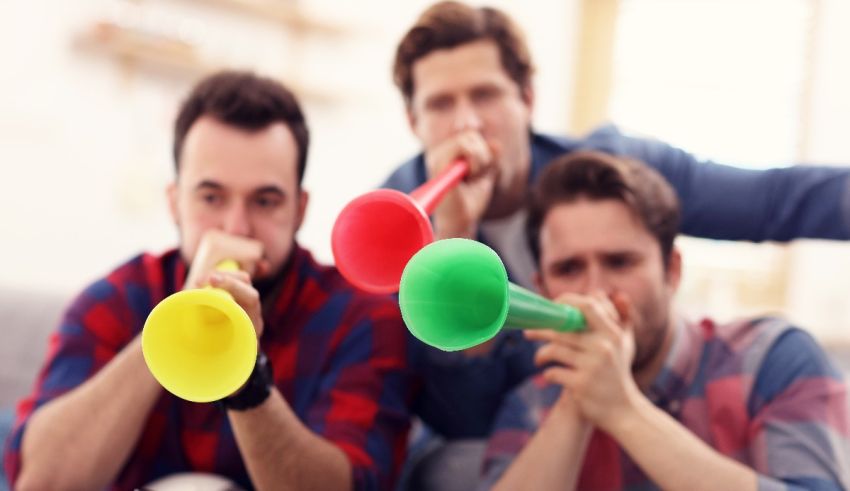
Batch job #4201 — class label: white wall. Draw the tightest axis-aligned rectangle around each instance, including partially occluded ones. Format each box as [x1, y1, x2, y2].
[0, 0, 578, 295]
[783, 0, 850, 342]
[605, 0, 850, 345]
[3, 0, 848, 348]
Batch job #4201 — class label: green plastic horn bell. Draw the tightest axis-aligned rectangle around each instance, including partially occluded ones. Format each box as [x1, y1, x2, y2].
[399, 238, 586, 351]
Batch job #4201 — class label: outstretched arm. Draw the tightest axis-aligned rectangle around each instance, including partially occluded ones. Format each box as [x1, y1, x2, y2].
[587, 125, 850, 242]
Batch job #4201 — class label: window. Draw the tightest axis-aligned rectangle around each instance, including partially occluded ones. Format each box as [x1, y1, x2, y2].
[609, 0, 813, 167]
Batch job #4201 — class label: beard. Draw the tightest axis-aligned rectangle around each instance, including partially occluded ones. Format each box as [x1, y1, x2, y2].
[631, 308, 671, 373]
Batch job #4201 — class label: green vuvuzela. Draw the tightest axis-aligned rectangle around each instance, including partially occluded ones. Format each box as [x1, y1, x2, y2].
[399, 238, 586, 352]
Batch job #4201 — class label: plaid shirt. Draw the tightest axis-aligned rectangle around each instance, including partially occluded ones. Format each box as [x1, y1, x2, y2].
[481, 317, 850, 490]
[4, 246, 414, 490]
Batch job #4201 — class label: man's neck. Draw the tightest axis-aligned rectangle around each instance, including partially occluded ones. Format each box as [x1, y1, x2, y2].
[483, 155, 532, 220]
[255, 244, 300, 304]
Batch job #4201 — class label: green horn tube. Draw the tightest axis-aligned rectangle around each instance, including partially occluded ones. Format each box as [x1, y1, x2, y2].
[399, 238, 585, 351]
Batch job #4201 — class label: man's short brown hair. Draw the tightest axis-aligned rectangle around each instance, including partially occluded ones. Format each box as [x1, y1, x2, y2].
[173, 71, 309, 184]
[393, 1, 534, 105]
[526, 151, 681, 266]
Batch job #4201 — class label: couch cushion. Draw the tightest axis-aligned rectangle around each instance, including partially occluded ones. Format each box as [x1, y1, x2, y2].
[0, 287, 67, 408]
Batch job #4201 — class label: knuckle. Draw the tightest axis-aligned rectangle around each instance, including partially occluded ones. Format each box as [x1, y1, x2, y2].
[590, 304, 607, 319]
[537, 344, 554, 360]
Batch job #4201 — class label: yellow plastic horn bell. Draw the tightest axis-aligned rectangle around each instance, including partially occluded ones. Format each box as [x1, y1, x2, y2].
[142, 260, 258, 402]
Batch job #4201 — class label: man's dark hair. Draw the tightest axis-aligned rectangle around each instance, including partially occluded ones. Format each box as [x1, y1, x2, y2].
[173, 71, 309, 184]
[393, 1, 534, 105]
[527, 150, 681, 266]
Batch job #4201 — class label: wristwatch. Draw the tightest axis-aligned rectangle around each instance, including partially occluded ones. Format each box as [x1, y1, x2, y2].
[220, 350, 274, 411]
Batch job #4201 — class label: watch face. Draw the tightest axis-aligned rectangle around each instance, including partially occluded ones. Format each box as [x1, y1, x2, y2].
[257, 352, 274, 385]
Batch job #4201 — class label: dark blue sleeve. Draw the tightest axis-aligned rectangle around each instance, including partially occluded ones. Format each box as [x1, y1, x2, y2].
[381, 155, 428, 194]
[410, 330, 538, 439]
[582, 125, 850, 242]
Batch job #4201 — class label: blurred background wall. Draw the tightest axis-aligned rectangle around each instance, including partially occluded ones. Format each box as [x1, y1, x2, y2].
[0, 0, 848, 349]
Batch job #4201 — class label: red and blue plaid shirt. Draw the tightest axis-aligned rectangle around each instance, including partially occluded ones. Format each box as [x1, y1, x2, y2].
[481, 317, 850, 490]
[4, 245, 414, 490]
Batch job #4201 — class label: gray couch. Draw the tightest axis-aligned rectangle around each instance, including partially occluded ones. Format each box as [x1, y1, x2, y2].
[0, 287, 67, 490]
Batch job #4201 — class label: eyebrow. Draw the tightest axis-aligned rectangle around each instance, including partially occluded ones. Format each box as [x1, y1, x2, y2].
[253, 186, 286, 198]
[195, 180, 224, 191]
[546, 251, 641, 269]
[194, 181, 286, 198]
[546, 256, 582, 272]
[423, 92, 453, 105]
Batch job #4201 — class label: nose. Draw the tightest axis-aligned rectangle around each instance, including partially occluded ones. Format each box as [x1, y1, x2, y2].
[222, 201, 252, 237]
[452, 98, 483, 132]
[580, 263, 612, 295]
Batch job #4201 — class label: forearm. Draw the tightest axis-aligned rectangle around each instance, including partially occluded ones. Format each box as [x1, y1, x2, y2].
[229, 390, 352, 491]
[493, 405, 591, 491]
[609, 396, 757, 491]
[660, 149, 850, 241]
[17, 336, 162, 490]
